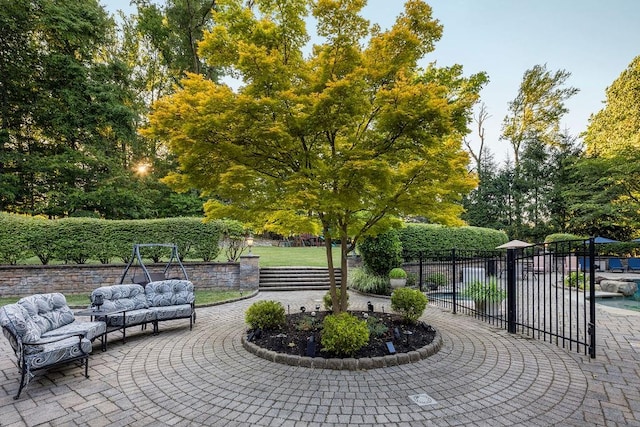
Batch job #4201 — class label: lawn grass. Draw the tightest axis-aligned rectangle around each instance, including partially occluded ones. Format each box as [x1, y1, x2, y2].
[17, 245, 342, 267]
[0, 290, 247, 308]
[220, 245, 342, 267]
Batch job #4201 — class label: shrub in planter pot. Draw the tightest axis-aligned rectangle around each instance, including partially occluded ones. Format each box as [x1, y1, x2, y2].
[389, 267, 407, 289]
[463, 278, 506, 315]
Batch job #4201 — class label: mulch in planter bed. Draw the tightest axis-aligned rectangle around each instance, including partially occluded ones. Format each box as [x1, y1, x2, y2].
[247, 310, 436, 359]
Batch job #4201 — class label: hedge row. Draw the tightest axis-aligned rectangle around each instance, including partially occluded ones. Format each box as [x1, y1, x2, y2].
[358, 224, 509, 275]
[0, 213, 228, 265]
[398, 224, 509, 261]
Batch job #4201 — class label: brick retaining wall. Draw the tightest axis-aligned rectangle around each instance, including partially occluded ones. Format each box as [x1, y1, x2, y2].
[0, 255, 260, 297]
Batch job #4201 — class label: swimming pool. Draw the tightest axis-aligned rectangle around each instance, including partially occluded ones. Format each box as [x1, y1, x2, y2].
[595, 285, 640, 312]
[596, 296, 640, 312]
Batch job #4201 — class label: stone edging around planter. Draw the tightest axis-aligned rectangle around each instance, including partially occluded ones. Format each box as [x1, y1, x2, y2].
[241, 330, 443, 370]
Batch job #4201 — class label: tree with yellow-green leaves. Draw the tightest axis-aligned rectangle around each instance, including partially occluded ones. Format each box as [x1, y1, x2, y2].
[144, 0, 486, 312]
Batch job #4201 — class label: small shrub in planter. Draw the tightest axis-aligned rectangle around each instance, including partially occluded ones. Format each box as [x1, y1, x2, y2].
[323, 288, 349, 311]
[245, 300, 286, 330]
[389, 268, 407, 279]
[321, 312, 370, 357]
[390, 287, 428, 324]
[389, 267, 407, 289]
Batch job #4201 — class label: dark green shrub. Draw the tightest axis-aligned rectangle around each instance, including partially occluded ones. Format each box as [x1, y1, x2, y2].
[245, 300, 286, 330]
[348, 268, 390, 295]
[366, 316, 388, 338]
[323, 288, 349, 310]
[358, 229, 402, 276]
[0, 213, 31, 264]
[390, 287, 428, 323]
[425, 272, 447, 290]
[406, 272, 418, 288]
[321, 313, 369, 356]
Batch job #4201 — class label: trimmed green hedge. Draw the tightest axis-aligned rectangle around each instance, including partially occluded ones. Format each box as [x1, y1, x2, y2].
[0, 213, 225, 264]
[399, 224, 509, 261]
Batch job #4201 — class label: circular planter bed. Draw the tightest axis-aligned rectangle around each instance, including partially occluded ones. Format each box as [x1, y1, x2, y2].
[242, 311, 442, 370]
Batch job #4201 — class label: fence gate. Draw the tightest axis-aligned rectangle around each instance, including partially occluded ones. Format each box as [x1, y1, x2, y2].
[411, 239, 596, 358]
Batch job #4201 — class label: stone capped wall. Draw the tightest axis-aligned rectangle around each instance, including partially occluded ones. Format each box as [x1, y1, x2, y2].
[0, 255, 259, 297]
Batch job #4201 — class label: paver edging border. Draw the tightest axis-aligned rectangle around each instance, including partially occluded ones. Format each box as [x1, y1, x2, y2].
[242, 329, 442, 370]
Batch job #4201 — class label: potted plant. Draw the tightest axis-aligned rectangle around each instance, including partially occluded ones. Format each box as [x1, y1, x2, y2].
[389, 267, 407, 289]
[463, 278, 506, 315]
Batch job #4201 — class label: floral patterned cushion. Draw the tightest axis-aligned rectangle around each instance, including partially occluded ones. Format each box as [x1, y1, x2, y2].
[0, 304, 42, 345]
[25, 335, 92, 367]
[145, 280, 195, 307]
[18, 293, 75, 337]
[91, 284, 148, 311]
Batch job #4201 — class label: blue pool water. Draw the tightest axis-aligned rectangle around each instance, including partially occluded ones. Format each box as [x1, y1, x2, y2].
[596, 284, 640, 312]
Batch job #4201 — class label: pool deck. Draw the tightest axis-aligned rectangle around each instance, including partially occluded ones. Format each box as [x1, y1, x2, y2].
[1, 290, 639, 426]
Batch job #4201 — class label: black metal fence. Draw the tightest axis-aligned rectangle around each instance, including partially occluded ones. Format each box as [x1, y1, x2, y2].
[404, 239, 596, 358]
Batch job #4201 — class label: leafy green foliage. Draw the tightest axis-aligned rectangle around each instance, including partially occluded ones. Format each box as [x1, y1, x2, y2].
[388, 268, 407, 279]
[146, 0, 485, 313]
[390, 288, 428, 324]
[425, 273, 447, 289]
[296, 315, 320, 332]
[321, 313, 369, 357]
[0, 213, 31, 264]
[347, 268, 390, 295]
[358, 230, 403, 276]
[245, 300, 286, 330]
[564, 272, 588, 289]
[399, 224, 508, 260]
[0, 215, 224, 264]
[366, 316, 389, 338]
[463, 278, 506, 303]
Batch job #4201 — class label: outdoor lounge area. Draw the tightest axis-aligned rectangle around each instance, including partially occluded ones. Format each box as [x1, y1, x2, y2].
[0, 280, 195, 399]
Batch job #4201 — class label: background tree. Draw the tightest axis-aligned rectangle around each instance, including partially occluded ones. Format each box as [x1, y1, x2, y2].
[0, 0, 205, 219]
[574, 55, 640, 235]
[145, 0, 485, 311]
[498, 64, 578, 239]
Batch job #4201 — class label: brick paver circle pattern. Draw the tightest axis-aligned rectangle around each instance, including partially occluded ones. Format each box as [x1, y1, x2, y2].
[1, 291, 592, 426]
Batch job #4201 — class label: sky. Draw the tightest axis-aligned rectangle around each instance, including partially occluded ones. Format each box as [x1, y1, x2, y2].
[102, 0, 640, 163]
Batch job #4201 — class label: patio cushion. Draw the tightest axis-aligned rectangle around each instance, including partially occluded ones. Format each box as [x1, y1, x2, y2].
[150, 304, 193, 321]
[41, 320, 106, 342]
[95, 308, 155, 328]
[91, 284, 148, 311]
[18, 293, 75, 337]
[145, 280, 194, 307]
[25, 335, 92, 367]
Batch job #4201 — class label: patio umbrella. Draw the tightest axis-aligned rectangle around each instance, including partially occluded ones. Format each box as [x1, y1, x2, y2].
[586, 236, 619, 244]
[496, 239, 533, 249]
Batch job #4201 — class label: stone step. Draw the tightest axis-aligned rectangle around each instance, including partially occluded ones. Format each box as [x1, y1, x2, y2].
[259, 267, 341, 291]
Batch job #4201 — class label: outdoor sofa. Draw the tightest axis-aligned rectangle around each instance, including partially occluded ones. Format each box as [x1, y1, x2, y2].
[0, 293, 106, 399]
[89, 280, 195, 344]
